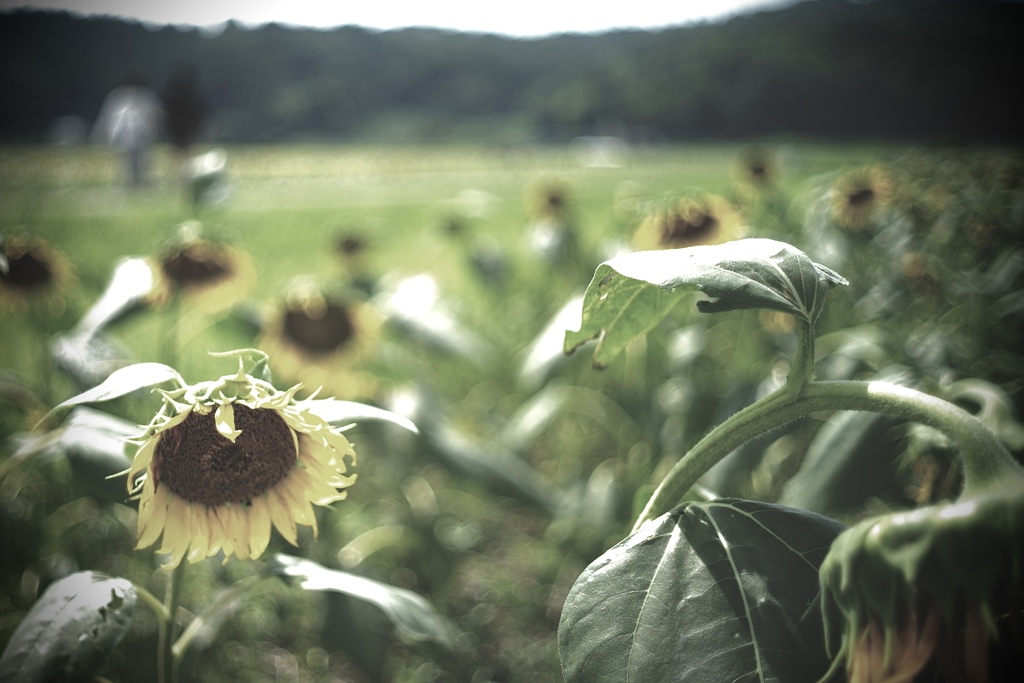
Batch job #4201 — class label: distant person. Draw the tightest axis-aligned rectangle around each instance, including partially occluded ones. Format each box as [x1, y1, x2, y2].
[161, 64, 210, 180]
[92, 66, 163, 188]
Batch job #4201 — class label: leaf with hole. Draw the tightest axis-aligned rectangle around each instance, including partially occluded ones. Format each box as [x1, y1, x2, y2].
[564, 239, 847, 368]
[0, 571, 136, 683]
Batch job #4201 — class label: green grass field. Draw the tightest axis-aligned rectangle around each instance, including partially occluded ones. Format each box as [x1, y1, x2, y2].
[0, 141, 889, 390]
[2, 140, 1021, 682]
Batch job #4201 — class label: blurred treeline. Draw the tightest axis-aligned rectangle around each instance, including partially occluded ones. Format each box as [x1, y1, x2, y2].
[2, 0, 1023, 145]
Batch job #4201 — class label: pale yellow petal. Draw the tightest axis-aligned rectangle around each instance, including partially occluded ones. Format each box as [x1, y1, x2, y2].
[204, 505, 226, 558]
[265, 487, 298, 546]
[298, 450, 352, 488]
[158, 494, 192, 567]
[277, 473, 317, 529]
[136, 480, 168, 550]
[224, 503, 250, 561]
[187, 503, 212, 563]
[214, 402, 242, 442]
[247, 497, 272, 559]
[128, 437, 156, 487]
[296, 466, 347, 506]
[212, 505, 235, 558]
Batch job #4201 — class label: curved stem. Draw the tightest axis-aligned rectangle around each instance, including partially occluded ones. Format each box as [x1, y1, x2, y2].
[633, 379, 1023, 532]
[133, 583, 170, 623]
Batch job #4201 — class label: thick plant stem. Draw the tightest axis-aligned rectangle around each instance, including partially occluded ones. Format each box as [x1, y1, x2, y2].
[157, 561, 188, 683]
[785, 318, 816, 398]
[632, 379, 1023, 532]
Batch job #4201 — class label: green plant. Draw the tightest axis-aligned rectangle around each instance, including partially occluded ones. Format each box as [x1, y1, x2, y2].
[0, 351, 444, 683]
[558, 238, 1024, 682]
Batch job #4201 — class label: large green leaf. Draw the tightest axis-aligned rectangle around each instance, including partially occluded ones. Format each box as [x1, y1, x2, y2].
[777, 411, 903, 515]
[0, 571, 136, 683]
[564, 239, 847, 368]
[36, 362, 184, 427]
[558, 499, 846, 683]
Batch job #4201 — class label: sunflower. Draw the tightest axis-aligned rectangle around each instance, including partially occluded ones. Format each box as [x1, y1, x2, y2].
[0, 233, 76, 316]
[733, 144, 780, 191]
[631, 193, 744, 251]
[256, 277, 380, 401]
[127, 364, 357, 567]
[845, 611, 940, 683]
[524, 179, 578, 264]
[148, 221, 256, 316]
[829, 165, 893, 231]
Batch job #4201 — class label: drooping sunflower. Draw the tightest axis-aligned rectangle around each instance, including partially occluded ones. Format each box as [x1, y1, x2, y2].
[0, 233, 76, 316]
[631, 193, 744, 251]
[829, 165, 893, 231]
[147, 221, 256, 316]
[127, 364, 357, 567]
[256, 277, 380, 401]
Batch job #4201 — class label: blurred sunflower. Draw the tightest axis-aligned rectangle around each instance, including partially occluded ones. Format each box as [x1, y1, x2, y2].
[148, 221, 256, 316]
[0, 233, 76, 316]
[631, 193, 744, 251]
[127, 364, 357, 567]
[525, 179, 577, 264]
[333, 230, 375, 294]
[829, 165, 893, 231]
[256, 277, 380, 401]
[733, 145, 780, 192]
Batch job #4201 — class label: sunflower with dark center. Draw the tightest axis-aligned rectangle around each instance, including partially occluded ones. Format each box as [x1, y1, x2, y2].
[631, 194, 744, 251]
[127, 364, 357, 567]
[0, 233, 76, 315]
[256, 278, 380, 401]
[830, 165, 893, 231]
[734, 145, 779, 190]
[146, 222, 256, 315]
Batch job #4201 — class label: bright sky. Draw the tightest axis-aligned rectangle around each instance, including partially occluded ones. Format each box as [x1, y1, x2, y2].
[0, 0, 798, 37]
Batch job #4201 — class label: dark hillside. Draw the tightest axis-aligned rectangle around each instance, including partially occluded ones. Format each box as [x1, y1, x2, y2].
[1, 0, 1021, 143]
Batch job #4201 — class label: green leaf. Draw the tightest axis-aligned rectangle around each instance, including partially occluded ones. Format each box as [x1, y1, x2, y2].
[73, 256, 157, 334]
[777, 411, 902, 515]
[304, 399, 419, 434]
[0, 571, 136, 683]
[36, 362, 184, 427]
[558, 499, 846, 683]
[564, 239, 847, 368]
[269, 554, 453, 648]
[60, 407, 137, 503]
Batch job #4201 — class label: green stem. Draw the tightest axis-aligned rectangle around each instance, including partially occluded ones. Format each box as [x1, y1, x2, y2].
[133, 583, 170, 623]
[157, 561, 188, 683]
[172, 576, 263, 661]
[785, 318, 816, 397]
[633, 379, 1023, 532]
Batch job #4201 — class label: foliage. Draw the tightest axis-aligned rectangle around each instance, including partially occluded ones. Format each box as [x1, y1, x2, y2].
[2, 0, 1024, 143]
[1, 139, 1023, 682]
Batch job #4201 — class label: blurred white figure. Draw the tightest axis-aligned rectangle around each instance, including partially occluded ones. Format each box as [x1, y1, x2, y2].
[92, 66, 164, 188]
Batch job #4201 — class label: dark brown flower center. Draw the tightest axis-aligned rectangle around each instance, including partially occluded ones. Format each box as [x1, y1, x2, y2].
[283, 302, 355, 353]
[1, 248, 53, 290]
[847, 187, 875, 208]
[161, 244, 231, 287]
[153, 405, 296, 506]
[335, 235, 366, 256]
[660, 212, 718, 245]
